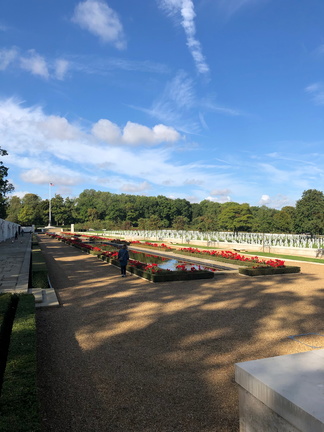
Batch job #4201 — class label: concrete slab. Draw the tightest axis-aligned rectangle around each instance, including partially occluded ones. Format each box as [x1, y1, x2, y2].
[29, 288, 60, 308]
[235, 350, 324, 432]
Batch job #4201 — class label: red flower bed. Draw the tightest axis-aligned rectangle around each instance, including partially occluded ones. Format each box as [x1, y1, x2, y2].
[130, 240, 173, 251]
[179, 247, 285, 268]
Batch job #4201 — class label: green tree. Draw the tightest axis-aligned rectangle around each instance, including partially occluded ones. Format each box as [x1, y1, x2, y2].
[295, 189, 324, 235]
[172, 215, 189, 230]
[6, 196, 22, 223]
[51, 194, 66, 225]
[250, 206, 278, 233]
[0, 148, 14, 218]
[218, 202, 253, 232]
[18, 194, 44, 225]
[273, 208, 294, 233]
[146, 215, 164, 230]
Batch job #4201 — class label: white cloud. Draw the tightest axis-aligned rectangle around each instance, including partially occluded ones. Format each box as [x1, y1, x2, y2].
[144, 70, 200, 132]
[122, 122, 180, 145]
[0, 46, 71, 81]
[157, 0, 209, 75]
[259, 194, 295, 209]
[201, 99, 243, 116]
[259, 194, 270, 205]
[38, 116, 81, 140]
[120, 181, 151, 193]
[92, 119, 180, 145]
[54, 59, 69, 80]
[20, 49, 49, 79]
[205, 195, 231, 203]
[92, 119, 122, 143]
[72, 0, 126, 49]
[217, 0, 267, 17]
[0, 47, 17, 70]
[21, 167, 82, 186]
[210, 188, 231, 196]
[1, 98, 282, 204]
[306, 82, 324, 105]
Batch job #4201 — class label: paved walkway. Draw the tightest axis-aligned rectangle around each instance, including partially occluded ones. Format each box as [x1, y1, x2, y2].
[0, 232, 59, 306]
[36, 233, 324, 432]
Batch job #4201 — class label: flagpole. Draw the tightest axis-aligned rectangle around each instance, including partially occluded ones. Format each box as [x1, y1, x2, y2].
[49, 183, 52, 226]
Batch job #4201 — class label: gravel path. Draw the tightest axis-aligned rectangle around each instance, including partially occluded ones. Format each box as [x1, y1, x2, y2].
[36, 234, 324, 432]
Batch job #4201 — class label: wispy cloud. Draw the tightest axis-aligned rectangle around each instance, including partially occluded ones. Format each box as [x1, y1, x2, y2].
[259, 194, 295, 209]
[120, 181, 151, 193]
[305, 82, 324, 105]
[217, 0, 267, 17]
[0, 46, 70, 80]
[20, 49, 50, 79]
[201, 99, 243, 116]
[72, 0, 126, 49]
[143, 70, 201, 133]
[157, 0, 209, 75]
[1, 98, 242, 200]
[314, 44, 324, 56]
[0, 45, 168, 80]
[132, 70, 243, 133]
[54, 59, 70, 80]
[0, 47, 17, 70]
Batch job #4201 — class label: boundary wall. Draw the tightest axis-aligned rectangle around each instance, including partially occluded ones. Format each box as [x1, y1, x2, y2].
[0, 218, 20, 242]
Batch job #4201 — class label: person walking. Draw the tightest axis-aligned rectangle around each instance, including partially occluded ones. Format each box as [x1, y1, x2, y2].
[118, 244, 129, 277]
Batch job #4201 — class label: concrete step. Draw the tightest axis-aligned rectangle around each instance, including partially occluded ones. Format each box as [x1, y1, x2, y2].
[32, 288, 43, 303]
[29, 288, 60, 308]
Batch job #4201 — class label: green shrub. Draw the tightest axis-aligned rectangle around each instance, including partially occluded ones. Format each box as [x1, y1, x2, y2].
[0, 294, 40, 432]
[239, 266, 301, 276]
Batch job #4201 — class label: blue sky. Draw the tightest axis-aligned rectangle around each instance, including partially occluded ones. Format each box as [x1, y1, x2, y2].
[1, 0, 323, 209]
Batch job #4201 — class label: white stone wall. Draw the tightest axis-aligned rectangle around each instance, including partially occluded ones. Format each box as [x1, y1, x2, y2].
[0, 218, 20, 242]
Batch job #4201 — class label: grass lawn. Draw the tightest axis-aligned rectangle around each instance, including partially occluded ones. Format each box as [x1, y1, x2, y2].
[242, 251, 324, 264]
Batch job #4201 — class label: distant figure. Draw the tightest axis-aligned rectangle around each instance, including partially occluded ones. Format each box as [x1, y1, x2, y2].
[15, 231, 18, 240]
[118, 244, 129, 277]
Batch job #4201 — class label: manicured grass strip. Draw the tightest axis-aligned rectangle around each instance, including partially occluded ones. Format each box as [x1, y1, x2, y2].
[242, 251, 324, 264]
[0, 294, 40, 432]
[31, 248, 49, 288]
[170, 243, 222, 250]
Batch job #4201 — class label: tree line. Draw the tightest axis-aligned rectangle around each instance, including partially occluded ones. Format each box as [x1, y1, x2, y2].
[1, 147, 324, 234]
[4, 188, 324, 235]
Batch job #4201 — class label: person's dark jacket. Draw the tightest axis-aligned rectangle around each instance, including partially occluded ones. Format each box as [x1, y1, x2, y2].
[118, 248, 129, 265]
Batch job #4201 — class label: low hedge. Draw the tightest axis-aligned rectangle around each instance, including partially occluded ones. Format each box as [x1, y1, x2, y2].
[239, 266, 301, 276]
[31, 246, 49, 289]
[0, 294, 40, 432]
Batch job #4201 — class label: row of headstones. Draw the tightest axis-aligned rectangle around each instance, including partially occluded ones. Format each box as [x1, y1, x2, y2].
[105, 230, 324, 249]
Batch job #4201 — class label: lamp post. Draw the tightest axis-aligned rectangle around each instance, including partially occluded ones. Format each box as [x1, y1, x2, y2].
[48, 183, 54, 227]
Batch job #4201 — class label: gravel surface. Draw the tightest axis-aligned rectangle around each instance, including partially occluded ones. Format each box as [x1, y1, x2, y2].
[36, 234, 324, 432]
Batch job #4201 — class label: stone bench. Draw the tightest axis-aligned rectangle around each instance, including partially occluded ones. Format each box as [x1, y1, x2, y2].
[235, 349, 324, 432]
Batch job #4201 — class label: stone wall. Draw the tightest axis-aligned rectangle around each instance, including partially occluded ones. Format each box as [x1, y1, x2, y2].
[0, 218, 20, 242]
